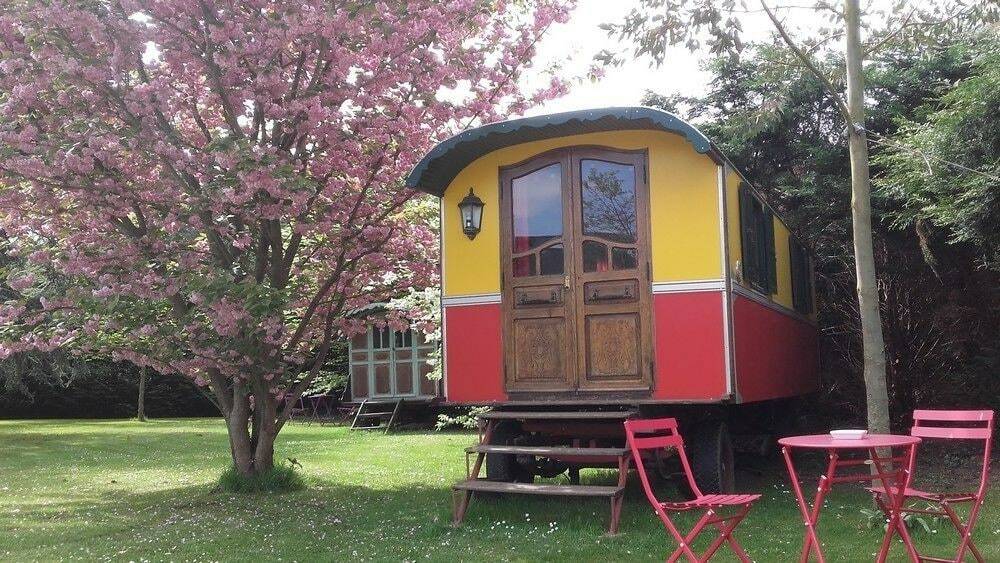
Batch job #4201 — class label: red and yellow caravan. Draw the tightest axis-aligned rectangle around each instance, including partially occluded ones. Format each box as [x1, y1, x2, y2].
[407, 106, 818, 490]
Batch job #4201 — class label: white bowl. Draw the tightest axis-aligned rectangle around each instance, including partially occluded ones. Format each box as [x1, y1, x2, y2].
[830, 429, 868, 440]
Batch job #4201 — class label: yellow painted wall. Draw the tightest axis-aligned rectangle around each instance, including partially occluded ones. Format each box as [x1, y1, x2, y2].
[440, 130, 722, 297]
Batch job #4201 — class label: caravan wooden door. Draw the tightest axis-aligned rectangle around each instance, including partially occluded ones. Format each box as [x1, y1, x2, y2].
[500, 147, 653, 394]
[500, 153, 577, 392]
[570, 149, 653, 391]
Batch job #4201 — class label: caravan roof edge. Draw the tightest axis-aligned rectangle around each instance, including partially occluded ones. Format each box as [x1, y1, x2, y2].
[405, 106, 723, 196]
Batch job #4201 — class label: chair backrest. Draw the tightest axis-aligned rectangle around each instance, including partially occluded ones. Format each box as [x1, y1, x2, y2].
[624, 418, 703, 507]
[911, 409, 994, 495]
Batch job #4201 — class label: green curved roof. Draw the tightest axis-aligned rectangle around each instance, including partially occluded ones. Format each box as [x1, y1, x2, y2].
[405, 106, 722, 196]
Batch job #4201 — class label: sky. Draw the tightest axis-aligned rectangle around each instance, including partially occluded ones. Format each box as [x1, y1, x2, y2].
[523, 0, 858, 116]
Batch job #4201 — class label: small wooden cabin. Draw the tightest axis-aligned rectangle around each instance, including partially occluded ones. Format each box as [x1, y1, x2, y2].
[348, 313, 439, 403]
[406, 107, 818, 406]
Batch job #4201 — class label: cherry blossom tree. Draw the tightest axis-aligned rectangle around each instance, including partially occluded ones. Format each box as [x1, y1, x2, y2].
[0, 0, 571, 478]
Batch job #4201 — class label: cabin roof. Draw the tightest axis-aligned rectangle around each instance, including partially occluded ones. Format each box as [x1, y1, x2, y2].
[405, 106, 723, 196]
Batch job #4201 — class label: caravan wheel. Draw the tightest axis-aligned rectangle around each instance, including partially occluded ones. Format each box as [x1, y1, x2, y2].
[684, 420, 736, 494]
[485, 421, 533, 483]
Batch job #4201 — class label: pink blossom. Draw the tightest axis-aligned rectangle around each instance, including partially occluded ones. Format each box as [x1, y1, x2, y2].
[7, 273, 34, 291]
[0, 0, 570, 423]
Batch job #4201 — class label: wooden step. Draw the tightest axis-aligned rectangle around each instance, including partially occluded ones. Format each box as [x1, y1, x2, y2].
[355, 411, 394, 417]
[478, 410, 637, 421]
[453, 479, 623, 497]
[465, 445, 628, 457]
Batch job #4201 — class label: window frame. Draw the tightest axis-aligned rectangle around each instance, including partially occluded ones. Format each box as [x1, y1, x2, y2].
[789, 238, 814, 315]
[349, 326, 437, 399]
[738, 184, 777, 295]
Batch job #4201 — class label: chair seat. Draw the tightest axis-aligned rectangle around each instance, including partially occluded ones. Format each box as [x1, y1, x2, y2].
[663, 493, 761, 510]
[867, 485, 976, 503]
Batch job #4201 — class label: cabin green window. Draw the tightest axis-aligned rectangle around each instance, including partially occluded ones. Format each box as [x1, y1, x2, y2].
[738, 184, 776, 294]
[789, 239, 813, 314]
[350, 327, 437, 400]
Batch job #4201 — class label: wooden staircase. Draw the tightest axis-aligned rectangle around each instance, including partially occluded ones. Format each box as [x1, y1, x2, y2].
[451, 409, 636, 535]
[350, 399, 403, 433]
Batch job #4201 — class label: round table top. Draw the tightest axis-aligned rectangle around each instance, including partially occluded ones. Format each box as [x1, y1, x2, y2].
[779, 434, 921, 449]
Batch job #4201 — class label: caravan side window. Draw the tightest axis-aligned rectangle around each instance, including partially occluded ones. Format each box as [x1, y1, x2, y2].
[738, 184, 776, 294]
[789, 239, 814, 314]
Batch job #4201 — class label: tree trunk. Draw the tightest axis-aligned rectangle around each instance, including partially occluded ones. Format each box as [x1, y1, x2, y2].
[136, 365, 147, 422]
[844, 0, 890, 435]
[219, 378, 278, 478]
[226, 379, 258, 477]
[251, 381, 277, 472]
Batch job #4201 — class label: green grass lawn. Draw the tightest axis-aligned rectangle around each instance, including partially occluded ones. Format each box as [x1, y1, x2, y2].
[0, 419, 996, 562]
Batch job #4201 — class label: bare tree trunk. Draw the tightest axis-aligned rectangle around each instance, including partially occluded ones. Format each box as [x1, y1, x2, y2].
[226, 379, 257, 477]
[844, 0, 890, 434]
[137, 365, 148, 422]
[216, 376, 278, 478]
[253, 388, 277, 472]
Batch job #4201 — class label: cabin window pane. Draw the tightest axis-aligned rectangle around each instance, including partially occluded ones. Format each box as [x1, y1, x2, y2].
[611, 247, 637, 270]
[582, 240, 609, 272]
[350, 333, 368, 349]
[395, 363, 413, 395]
[374, 364, 391, 394]
[538, 244, 564, 275]
[351, 365, 369, 398]
[512, 255, 536, 277]
[394, 329, 413, 348]
[511, 163, 563, 252]
[580, 159, 636, 244]
[372, 326, 391, 349]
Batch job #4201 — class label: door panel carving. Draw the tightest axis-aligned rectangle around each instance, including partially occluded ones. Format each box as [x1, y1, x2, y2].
[512, 318, 567, 384]
[585, 313, 640, 380]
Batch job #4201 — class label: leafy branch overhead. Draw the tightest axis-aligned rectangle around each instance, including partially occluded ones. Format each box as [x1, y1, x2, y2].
[601, 0, 999, 124]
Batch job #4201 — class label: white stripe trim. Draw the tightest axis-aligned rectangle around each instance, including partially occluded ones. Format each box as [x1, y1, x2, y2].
[442, 293, 502, 307]
[445, 281, 726, 304]
[651, 279, 725, 294]
[718, 164, 734, 398]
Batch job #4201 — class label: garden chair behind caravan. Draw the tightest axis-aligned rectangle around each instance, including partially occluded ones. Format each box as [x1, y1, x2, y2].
[868, 409, 994, 563]
[624, 418, 760, 563]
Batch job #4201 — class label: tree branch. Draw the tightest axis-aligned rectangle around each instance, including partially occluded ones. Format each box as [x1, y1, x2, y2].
[275, 307, 336, 431]
[760, 0, 852, 125]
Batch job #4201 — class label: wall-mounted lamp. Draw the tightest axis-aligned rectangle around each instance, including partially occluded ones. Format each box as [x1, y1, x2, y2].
[457, 188, 485, 240]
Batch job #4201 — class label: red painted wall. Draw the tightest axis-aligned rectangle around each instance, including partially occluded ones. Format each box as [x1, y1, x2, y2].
[732, 294, 820, 402]
[651, 291, 728, 400]
[443, 303, 506, 403]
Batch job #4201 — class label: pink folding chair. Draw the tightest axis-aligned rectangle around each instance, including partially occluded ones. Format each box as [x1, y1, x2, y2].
[624, 418, 760, 562]
[868, 409, 994, 563]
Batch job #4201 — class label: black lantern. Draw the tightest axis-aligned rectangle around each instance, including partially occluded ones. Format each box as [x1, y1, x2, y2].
[457, 188, 485, 240]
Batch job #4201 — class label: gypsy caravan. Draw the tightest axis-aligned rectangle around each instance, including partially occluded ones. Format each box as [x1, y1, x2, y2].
[406, 107, 818, 498]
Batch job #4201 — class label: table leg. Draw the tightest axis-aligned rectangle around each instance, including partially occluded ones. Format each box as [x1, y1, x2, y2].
[783, 446, 836, 563]
[873, 444, 919, 563]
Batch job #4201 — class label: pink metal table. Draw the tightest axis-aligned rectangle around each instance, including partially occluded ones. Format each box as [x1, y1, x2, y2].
[779, 434, 921, 563]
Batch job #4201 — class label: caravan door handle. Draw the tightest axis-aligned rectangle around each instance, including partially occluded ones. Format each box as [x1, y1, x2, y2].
[563, 275, 571, 289]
